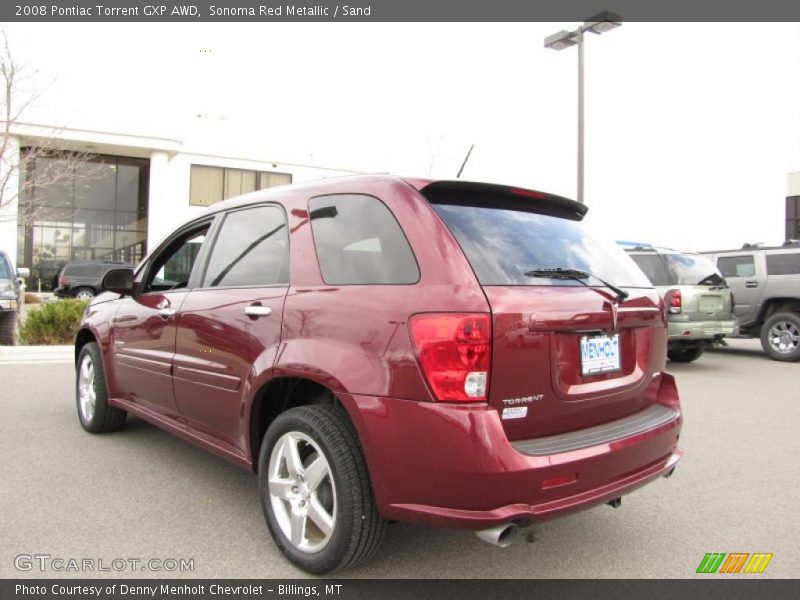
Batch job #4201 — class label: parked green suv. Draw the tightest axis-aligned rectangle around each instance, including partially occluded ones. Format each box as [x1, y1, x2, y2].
[626, 247, 737, 362]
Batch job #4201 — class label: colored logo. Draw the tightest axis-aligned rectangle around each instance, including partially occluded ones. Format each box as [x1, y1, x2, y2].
[696, 552, 773, 574]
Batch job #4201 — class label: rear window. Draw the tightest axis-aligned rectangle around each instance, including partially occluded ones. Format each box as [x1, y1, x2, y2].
[766, 252, 800, 275]
[628, 254, 675, 286]
[663, 253, 725, 286]
[430, 203, 651, 288]
[309, 194, 419, 285]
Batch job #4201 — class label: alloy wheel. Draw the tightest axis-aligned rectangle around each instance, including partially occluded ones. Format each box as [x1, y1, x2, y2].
[768, 320, 800, 354]
[78, 354, 97, 423]
[267, 431, 336, 553]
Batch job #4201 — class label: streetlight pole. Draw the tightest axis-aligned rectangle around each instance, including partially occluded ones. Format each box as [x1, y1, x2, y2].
[545, 11, 621, 204]
[577, 28, 584, 205]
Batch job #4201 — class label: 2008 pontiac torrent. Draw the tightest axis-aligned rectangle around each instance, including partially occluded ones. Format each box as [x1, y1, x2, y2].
[74, 175, 683, 573]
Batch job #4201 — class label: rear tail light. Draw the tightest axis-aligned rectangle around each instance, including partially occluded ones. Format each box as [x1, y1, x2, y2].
[666, 289, 682, 314]
[409, 313, 491, 402]
[58, 276, 65, 288]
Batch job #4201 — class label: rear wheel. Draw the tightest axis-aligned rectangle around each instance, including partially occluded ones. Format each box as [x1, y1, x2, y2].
[258, 405, 387, 574]
[0, 312, 18, 346]
[668, 344, 705, 363]
[76, 342, 127, 433]
[75, 287, 96, 301]
[761, 312, 800, 361]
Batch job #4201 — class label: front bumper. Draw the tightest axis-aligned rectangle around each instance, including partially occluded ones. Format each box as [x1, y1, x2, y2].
[339, 372, 683, 530]
[668, 319, 738, 341]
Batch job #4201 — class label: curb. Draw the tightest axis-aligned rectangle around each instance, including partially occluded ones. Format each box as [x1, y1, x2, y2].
[0, 345, 74, 364]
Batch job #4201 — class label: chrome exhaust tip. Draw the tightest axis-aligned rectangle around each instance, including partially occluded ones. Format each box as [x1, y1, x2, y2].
[475, 523, 519, 548]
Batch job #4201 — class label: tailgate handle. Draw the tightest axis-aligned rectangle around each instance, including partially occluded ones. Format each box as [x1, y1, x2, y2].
[745, 281, 758, 288]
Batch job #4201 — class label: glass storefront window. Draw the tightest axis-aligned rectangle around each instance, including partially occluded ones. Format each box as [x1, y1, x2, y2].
[17, 152, 150, 291]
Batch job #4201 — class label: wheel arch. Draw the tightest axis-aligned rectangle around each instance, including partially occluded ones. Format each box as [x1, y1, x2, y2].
[757, 297, 800, 325]
[247, 374, 362, 474]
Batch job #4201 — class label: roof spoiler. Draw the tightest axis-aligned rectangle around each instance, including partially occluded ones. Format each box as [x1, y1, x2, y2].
[418, 180, 588, 222]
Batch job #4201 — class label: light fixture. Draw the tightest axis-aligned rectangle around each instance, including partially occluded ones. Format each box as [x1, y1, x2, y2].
[544, 30, 578, 50]
[583, 11, 622, 35]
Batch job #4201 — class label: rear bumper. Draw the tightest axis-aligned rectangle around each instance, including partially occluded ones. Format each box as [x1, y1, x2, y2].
[339, 372, 683, 530]
[668, 319, 738, 341]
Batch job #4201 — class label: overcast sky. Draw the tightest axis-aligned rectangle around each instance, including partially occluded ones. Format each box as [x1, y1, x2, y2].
[5, 22, 800, 251]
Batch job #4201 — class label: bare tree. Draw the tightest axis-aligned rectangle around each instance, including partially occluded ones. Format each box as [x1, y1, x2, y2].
[0, 28, 101, 226]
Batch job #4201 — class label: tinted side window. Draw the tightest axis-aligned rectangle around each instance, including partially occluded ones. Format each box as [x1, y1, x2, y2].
[628, 254, 674, 286]
[65, 263, 103, 277]
[766, 252, 800, 275]
[203, 206, 289, 287]
[309, 194, 419, 285]
[717, 255, 755, 278]
[0, 255, 11, 279]
[144, 226, 210, 293]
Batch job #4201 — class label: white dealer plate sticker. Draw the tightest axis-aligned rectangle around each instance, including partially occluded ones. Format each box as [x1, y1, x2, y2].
[579, 334, 621, 376]
[502, 407, 528, 420]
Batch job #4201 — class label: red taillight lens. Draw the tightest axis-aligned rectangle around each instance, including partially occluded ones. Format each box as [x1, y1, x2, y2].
[57, 276, 65, 288]
[666, 289, 682, 314]
[409, 313, 491, 402]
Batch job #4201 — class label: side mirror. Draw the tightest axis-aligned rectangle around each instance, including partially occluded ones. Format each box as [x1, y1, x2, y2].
[16, 267, 30, 279]
[102, 268, 135, 295]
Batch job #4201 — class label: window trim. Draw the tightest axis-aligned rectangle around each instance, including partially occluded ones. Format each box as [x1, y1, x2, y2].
[307, 193, 421, 286]
[193, 202, 291, 291]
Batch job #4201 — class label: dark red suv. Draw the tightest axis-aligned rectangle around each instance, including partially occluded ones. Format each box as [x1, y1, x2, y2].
[74, 175, 682, 573]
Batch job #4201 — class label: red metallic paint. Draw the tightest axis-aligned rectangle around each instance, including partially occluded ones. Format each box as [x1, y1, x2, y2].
[77, 174, 683, 532]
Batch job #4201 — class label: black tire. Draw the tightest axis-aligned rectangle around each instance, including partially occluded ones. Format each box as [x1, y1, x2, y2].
[74, 287, 96, 301]
[76, 342, 126, 433]
[258, 404, 387, 574]
[0, 312, 18, 346]
[760, 312, 800, 362]
[668, 345, 705, 363]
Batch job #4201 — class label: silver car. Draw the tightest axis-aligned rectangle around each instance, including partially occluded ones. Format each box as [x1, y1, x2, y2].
[626, 247, 737, 362]
[703, 243, 800, 361]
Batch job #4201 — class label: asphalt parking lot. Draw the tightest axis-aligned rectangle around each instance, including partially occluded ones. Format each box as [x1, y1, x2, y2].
[1, 338, 798, 579]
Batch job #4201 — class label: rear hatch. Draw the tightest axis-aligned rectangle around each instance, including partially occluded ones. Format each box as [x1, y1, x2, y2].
[661, 253, 733, 321]
[421, 182, 665, 441]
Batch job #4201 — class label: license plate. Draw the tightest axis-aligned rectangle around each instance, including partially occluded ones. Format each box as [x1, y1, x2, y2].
[579, 334, 621, 376]
[699, 295, 724, 313]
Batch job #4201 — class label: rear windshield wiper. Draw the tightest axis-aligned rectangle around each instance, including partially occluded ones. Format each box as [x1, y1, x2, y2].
[524, 267, 629, 303]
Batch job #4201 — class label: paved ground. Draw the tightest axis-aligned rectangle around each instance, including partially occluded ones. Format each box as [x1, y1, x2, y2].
[1, 339, 797, 579]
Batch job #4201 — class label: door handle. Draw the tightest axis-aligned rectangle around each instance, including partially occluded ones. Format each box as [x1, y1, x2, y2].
[243, 305, 272, 318]
[745, 281, 758, 288]
[158, 307, 177, 319]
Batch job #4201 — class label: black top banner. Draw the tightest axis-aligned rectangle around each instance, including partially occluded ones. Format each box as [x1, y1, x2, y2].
[3, 0, 800, 22]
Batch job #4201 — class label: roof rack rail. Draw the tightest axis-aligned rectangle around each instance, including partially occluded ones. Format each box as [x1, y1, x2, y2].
[741, 242, 764, 249]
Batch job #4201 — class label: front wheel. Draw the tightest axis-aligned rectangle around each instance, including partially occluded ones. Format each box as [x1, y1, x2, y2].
[0, 312, 18, 346]
[258, 405, 387, 574]
[76, 342, 127, 433]
[761, 312, 800, 361]
[668, 345, 705, 363]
